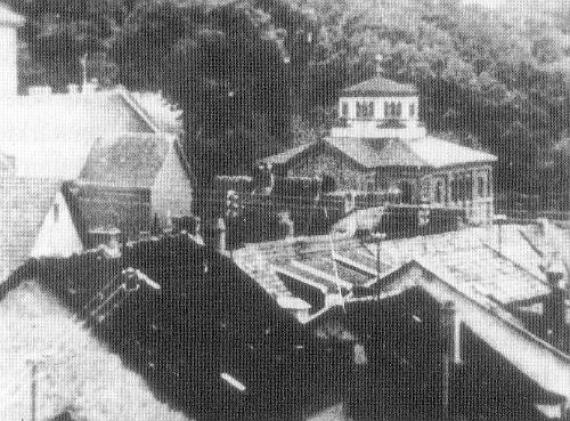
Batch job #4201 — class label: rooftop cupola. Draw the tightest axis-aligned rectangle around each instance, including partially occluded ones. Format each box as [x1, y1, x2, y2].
[332, 68, 426, 140]
[0, 3, 25, 97]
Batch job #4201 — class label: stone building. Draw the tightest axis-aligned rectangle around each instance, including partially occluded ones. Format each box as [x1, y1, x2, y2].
[261, 76, 497, 224]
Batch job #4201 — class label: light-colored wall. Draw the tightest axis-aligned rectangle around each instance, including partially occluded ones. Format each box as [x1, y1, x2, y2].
[151, 142, 194, 227]
[338, 96, 419, 122]
[334, 95, 424, 139]
[31, 191, 84, 258]
[0, 24, 18, 97]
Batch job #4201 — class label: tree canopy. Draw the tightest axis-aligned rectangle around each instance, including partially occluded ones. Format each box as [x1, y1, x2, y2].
[11, 0, 570, 194]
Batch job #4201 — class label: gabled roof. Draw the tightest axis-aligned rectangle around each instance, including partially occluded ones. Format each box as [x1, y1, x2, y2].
[340, 76, 418, 97]
[233, 225, 551, 324]
[0, 177, 60, 281]
[0, 89, 183, 179]
[0, 280, 191, 420]
[0, 3, 24, 27]
[63, 181, 152, 246]
[79, 133, 173, 188]
[260, 136, 497, 170]
[395, 259, 570, 403]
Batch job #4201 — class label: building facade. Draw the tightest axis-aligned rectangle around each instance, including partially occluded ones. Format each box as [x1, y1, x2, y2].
[261, 76, 497, 224]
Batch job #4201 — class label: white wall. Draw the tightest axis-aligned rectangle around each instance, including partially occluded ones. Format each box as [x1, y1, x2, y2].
[31, 191, 84, 258]
[0, 24, 18, 97]
[338, 96, 419, 122]
[151, 142, 194, 227]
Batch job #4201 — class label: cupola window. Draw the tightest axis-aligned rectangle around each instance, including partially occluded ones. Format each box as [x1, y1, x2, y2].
[356, 101, 374, 118]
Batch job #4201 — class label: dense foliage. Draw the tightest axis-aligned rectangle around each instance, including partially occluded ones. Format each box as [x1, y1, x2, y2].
[9, 0, 570, 196]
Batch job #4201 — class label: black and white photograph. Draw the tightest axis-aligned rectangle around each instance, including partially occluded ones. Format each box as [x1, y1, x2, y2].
[0, 0, 569, 420]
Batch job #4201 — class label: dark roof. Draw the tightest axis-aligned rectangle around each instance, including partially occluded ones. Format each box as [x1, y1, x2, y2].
[0, 280, 191, 420]
[79, 134, 172, 188]
[258, 142, 314, 166]
[326, 137, 426, 168]
[0, 178, 60, 281]
[63, 182, 152, 245]
[233, 225, 551, 324]
[261, 136, 497, 170]
[340, 76, 418, 97]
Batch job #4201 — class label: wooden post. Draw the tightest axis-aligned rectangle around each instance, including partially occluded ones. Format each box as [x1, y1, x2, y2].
[440, 300, 458, 420]
[30, 362, 37, 421]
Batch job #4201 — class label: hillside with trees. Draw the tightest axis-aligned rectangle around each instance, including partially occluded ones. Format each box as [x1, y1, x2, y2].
[8, 0, 570, 202]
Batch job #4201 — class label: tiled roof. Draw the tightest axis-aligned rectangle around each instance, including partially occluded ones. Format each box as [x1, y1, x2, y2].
[326, 137, 426, 168]
[258, 142, 315, 165]
[63, 182, 152, 245]
[260, 136, 497, 169]
[0, 177, 60, 281]
[340, 76, 418, 97]
[79, 134, 172, 188]
[0, 89, 178, 179]
[0, 280, 191, 421]
[402, 136, 497, 168]
[233, 225, 550, 323]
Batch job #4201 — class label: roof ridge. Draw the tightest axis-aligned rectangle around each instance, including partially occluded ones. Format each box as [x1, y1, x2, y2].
[116, 88, 160, 133]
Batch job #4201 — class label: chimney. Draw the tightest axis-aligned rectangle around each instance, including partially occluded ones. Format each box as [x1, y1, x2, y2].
[214, 217, 227, 253]
[0, 5, 25, 97]
[278, 211, 295, 239]
[67, 83, 80, 94]
[375, 54, 384, 75]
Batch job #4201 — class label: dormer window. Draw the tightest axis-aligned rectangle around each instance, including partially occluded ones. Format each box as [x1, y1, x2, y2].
[356, 101, 374, 118]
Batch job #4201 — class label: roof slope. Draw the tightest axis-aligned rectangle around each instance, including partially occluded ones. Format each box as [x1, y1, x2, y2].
[0, 89, 179, 179]
[403, 259, 570, 403]
[0, 177, 59, 281]
[261, 136, 497, 170]
[234, 225, 550, 323]
[64, 182, 152, 244]
[0, 280, 190, 421]
[79, 134, 172, 188]
[402, 137, 497, 168]
[341, 76, 418, 97]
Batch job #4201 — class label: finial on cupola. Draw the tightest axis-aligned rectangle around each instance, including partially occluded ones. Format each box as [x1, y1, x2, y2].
[375, 54, 384, 75]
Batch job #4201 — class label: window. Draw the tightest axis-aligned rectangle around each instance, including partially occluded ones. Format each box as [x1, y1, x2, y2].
[466, 175, 473, 201]
[478, 176, 485, 197]
[451, 177, 457, 202]
[487, 171, 492, 196]
[341, 102, 349, 118]
[435, 181, 443, 203]
[356, 101, 374, 118]
[385, 101, 403, 118]
[409, 103, 415, 117]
